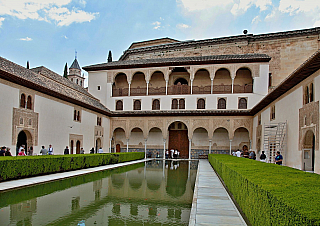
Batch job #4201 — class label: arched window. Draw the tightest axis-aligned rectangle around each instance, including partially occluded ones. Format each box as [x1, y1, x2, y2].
[152, 99, 160, 110]
[80, 80, 82, 86]
[134, 100, 141, 110]
[238, 98, 247, 109]
[218, 98, 226, 109]
[27, 95, 32, 110]
[172, 99, 178, 109]
[20, 93, 26, 108]
[197, 98, 205, 109]
[310, 83, 314, 102]
[116, 100, 123, 110]
[74, 110, 77, 121]
[76, 79, 79, 84]
[179, 99, 185, 109]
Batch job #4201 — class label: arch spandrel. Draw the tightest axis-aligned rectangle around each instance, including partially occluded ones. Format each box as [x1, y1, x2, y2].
[232, 119, 252, 140]
[112, 72, 128, 84]
[212, 119, 232, 139]
[213, 65, 234, 79]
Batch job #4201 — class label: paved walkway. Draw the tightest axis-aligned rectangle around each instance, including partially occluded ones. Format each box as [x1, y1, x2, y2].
[189, 159, 247, 226]
[0, 159, 147, 192]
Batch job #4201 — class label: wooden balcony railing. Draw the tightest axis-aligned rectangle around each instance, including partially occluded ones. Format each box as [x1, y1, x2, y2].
[168, 84, 191, 95]
[112, 88, 129, 97]
[149, 87, 166, 95]
[233, 84, 253, 93]
[192, 85, 211, 94]
[212, 85, 232, 94]
[112, 84, 253, 96]
[130, 87, 147, 96]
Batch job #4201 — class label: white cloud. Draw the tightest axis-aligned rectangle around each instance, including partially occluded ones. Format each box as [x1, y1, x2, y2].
[0, 0, 98, 26]
[177, 23, 190, 29]
[251, 15, 261, 24]
[152, 21, 161, 29]
[279, 0, 320, 15]
[0, 17, 4, 27]
[231, 0, 272, 15]
[62, 35, 68, 39]
[178, 0, 271, 15]
[265, 9, 276, 20]
[19, 37, 32, 41]
[177, 0, 233, 11]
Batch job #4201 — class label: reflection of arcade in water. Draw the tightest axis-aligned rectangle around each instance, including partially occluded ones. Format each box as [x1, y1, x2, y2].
[0, 160, 198, 226]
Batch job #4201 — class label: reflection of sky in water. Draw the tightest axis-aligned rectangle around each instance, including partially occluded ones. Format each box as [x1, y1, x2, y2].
[0, 160, 198, 226]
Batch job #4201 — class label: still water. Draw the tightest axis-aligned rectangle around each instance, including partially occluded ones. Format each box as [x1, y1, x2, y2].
[0, 160, 198, 226]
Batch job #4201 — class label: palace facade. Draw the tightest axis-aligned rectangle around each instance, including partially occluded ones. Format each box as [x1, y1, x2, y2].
[1, 27, 320, 173]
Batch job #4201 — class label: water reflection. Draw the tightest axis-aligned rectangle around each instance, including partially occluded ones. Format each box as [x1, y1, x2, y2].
[0, 160, 198, 226]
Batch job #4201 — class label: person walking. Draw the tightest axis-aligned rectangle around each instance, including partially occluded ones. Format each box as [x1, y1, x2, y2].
[260, 151, 267, 162]
[40, 146, 48, 155]
[64, 146, 69, 155]
[48, 144, 54, 155]
[275, 151, 283, 165]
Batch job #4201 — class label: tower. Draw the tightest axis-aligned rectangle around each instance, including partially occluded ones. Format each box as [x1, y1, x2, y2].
[68, 53, 85, 87]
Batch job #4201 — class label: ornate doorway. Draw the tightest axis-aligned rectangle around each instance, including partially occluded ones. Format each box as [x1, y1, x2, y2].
[168, 121, 189, 159]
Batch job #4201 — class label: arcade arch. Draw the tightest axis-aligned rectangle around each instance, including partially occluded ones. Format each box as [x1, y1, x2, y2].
[149, 71, 166, 95]
[212, 128, 229, 151]
[193, 69, 211, 94]
[131, 72, 147, 96]
[168, 121, 189, 159]
[113, 73, 129, 96]
[213, 68, 232, 94]
[232, 127, 250, 151]
[234, 68, 253, 93]
[302, 130, 315, 171]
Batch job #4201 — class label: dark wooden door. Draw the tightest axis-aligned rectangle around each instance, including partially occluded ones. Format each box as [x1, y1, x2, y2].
[169, 130, 189, 158]
[116, 144, 121, 153]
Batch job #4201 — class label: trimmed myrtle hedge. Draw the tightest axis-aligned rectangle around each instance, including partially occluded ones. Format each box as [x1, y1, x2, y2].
[0, 152, 144, 182]
[208, 154, 320, 226]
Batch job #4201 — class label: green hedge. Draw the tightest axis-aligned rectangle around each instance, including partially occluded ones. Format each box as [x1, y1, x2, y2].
[0, 152, 144, 182]
[208, 154, 320, 226]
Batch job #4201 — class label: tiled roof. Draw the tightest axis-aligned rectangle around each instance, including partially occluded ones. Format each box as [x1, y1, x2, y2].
[119, 27, 320, 60]
[0, 57, 111, 115]
[83, 53, 271, 71]
[30, 66, 94, 98]
[70, 58, 81, 70]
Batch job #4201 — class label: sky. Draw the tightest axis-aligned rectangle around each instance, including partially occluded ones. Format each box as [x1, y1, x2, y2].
[1, 0, 320, 85]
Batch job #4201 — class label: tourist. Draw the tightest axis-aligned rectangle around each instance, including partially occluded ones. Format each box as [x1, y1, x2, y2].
[28, 146, 33, 156]
[170, 149, 174, 159]
[64, 146, 69, 155]
[18, 149, 26, 156]
[48, 144, 54, 155]
[80, 148, 85, 154]
[165, 150, 169, 159]
[147, 151, 152, 158]
[90, 147, 94, 154]
[98, 147, 103, 153]
[5, 147, 12, 156]
[174, 150, 178, 159]
[0, 146, 6, 156]
[249, 150, 256, 160]
[236, 149, 241, 157]
[156, 151, 160, 158]
[40, 146, 48, 155]
[232, 151, 237, 156]
[275, 151, 283, 165]
[18, 144, 25, 153]
[260, 151, 266, 162]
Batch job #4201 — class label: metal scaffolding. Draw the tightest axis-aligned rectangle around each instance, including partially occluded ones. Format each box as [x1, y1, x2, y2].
[263, 122, 287, 163]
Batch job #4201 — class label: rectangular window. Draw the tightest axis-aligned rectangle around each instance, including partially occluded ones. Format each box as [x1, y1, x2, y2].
[97, 86, 100, 90]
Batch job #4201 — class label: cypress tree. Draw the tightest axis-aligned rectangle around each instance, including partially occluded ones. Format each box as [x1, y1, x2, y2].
[108, 50, 112, 62]
[63, 63, 68, 78]
[26, 61, 29, 69]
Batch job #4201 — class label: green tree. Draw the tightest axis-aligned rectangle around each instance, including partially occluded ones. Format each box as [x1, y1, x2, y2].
[26, 61, 29, 69]
[107, 50, 112, 62]
[63, 63, 68, 78]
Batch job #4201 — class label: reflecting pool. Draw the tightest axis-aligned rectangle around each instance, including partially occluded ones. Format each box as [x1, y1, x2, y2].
[0, 160, 198, 226]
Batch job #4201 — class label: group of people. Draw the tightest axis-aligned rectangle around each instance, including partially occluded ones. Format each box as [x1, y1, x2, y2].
[232, 149, 283, 165]
[166, 149, 180, 159]
[1, 144, 104, 156]
[0, 146, 12, 156]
